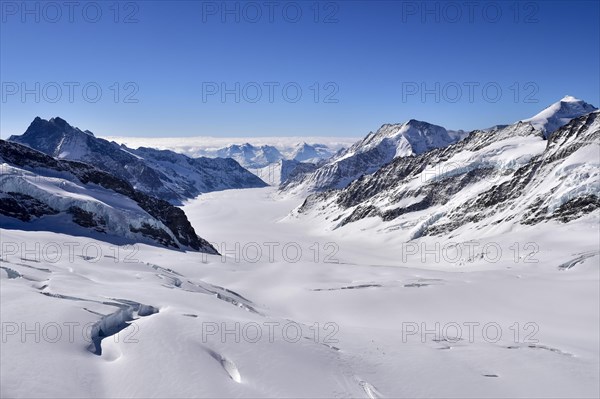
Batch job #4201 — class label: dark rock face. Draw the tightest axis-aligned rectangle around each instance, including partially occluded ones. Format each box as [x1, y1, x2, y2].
[280, 159, 318, 183]
[298, 112, 600, 236]
[0, 140, 219, 254]
[0, 192, 59, 221]
[551, 195, 600, 223]
[68, 206, 107, 232]
[9, 117, 267, 204]
[129, 223, 178, 249]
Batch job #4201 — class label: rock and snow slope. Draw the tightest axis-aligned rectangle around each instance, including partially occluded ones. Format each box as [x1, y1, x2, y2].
[281, 97, 598, 195]
[252, 159, 319, 186]
[281, 119, 458, 194]
[0, 140, 217, 253]
[8, 117, 266, 204]
[296, 111, 600, 241]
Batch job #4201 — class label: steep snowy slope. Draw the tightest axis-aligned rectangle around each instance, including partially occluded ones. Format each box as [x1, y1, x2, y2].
[0, 140, 218, 253]
[8, 117, 266, 204]
[521, 95, 597, 138]
[296, 111, 600, 240]
[281, 119, 457, 194]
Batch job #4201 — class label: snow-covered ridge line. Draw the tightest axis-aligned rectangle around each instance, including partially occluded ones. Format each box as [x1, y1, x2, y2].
[0, 139, 218, 253]
[280, 119, 459, 194]
[8, 117, 267, 204]
[101, 137, 356, 170]
[100, 135, 358, 154]
[280, 96, 597, 195]
[296, 111, 600, 239]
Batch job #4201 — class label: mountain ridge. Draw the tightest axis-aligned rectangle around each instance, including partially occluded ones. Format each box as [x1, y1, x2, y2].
[294, 111, 599, 240]
[8, 117, 267, 204]
[280, 97, 598, 195]
[0, 139, 219, 253]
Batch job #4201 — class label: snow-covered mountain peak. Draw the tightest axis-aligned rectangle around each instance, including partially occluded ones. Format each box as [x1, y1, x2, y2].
[0, 139, 218, 253]
[561, 95, 581, 102]
[280, 118, 459, 194]
[9, 117, 267, 203]
[10, 116, 94, 159]
[351, 119, 453, 156]
[297, 111, 599, 241]
[521, 96, 597, 138]
[289, 142, 334, 163]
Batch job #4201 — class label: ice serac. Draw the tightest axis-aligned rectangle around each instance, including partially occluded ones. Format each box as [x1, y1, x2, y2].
[281, 119, 457, 193]
[297, 111, 600, 237]
[8, 117, 267, 204]
[0, 140, 219, 253]
[521, 95, 597, 138]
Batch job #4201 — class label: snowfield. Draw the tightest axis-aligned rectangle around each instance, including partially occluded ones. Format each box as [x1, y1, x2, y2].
[1, 187, 599, 398]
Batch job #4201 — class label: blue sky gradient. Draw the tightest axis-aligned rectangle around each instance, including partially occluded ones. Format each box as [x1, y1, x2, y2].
[1, 0, 599, 138]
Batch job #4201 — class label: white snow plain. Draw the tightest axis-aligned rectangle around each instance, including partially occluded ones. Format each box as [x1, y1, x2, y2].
[1, 187, 599, 398]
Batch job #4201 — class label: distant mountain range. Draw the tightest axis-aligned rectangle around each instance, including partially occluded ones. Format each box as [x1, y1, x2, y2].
[8, 117, 267, 204]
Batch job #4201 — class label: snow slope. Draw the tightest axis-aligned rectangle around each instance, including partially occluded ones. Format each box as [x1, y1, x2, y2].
[2, 102, 599, 398]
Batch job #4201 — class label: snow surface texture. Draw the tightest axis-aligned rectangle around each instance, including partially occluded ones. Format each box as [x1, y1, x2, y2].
[1, 187, 598, 398]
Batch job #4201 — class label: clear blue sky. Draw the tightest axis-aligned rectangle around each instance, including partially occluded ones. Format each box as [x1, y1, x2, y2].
[1, 0, 599, 138]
